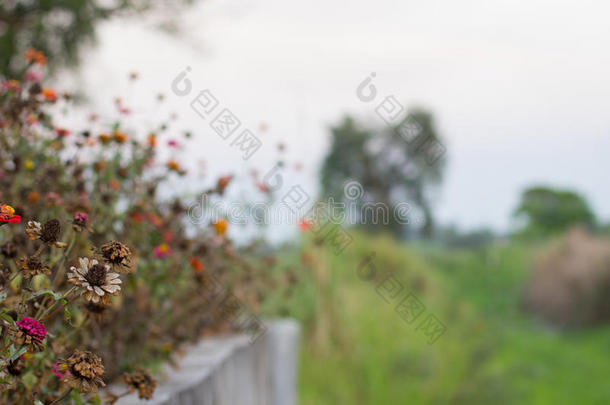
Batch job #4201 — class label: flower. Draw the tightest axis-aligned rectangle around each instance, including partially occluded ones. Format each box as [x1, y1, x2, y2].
[68, 257, 121, 304]
[98, 133, 111, 144]
[0, 204, 21, 224]
[98, 241, 132, 271]
[16, 255, 50, 278]
[2, 80, 21, 92]
[216, 175, 232, 194]
[298, 219, 312, 232]
[14, 317, 47, 351]
[41, 88, 57, 102]
[168, 139, 178, 147]
[167, 159, 180, 171]
[72, 212, 89, 232]
[24, 159, 35, 170]
[113, 130, 127, 144]
[24, 70, 42, 83]
[124, 369, 157, 400]
[62, 350, 106, 393]
[52, 362, 70, 379]
[213, 219, 228, 236]
[25, 220, 42, 240]
[39, 219, 67, 247]
[55, 128, 71, 137]
[147, 133, 157, 147]
[153, 243, 171, 259]
[24, 48, 47, 66]
[189, 257, 204, 273]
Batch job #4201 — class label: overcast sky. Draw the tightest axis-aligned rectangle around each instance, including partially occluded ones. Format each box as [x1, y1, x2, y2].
[63, 0, 610, 234]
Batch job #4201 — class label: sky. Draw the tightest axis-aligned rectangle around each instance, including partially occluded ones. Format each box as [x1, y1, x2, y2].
[60, 0, 610, 235]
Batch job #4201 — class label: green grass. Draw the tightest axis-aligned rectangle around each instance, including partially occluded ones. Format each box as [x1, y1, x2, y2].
[278, 232, 610, 405]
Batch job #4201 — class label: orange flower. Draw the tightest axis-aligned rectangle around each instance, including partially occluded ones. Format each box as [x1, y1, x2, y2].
[189, 257, 204, 273]
[113, 130, 127, 144]
[27, 191, 40, 204]
[213, 219, 228, 236]
[147, 214, 163, 227]
[98, 133, 111, 144]
[41, 88, 57, 102]
[109, 180, 120, 191]
[147, 133, 157, 148]
[25, 48, 47, 66]
[167, 160, 180, 171]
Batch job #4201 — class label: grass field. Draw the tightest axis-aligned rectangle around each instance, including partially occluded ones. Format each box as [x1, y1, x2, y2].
[274, 232, 610, 405]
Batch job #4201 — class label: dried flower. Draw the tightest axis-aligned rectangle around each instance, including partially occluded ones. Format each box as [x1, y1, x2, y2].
[17, 255, 51, 278]
[68, 257, 121, 304]
[216, 175, 232, 194]
[40, 219, 67, 247]
[62, 350, 106, 393]
[25, 220, 42, 240]
[124, 369, 157, 400]
[99, 241, 132, 270]
[14, 317, 47, 351]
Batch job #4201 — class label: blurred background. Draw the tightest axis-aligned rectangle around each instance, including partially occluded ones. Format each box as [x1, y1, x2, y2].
[3, 0, 610, 403]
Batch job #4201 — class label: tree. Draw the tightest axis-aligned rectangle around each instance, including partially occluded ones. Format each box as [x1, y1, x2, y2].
[320, 108, 446, 238]
[0, 0, 196, 78]
[513, 186, 596, 236]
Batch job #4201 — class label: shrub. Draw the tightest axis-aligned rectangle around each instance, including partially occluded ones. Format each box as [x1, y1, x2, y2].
[525, 227, 610, 328]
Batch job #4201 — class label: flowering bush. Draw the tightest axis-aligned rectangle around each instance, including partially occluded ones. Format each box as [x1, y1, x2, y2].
[0, 50, 288, 404]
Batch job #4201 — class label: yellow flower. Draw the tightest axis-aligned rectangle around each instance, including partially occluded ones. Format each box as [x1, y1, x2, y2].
[25, 159, 34, 170]
[213, 219, 228, 236]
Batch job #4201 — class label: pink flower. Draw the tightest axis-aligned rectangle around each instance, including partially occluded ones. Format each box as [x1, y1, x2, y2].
[168, 140, 178, 148]
[16, 317, 47, 342]
[153, 243, 172, 259]
[52, 362, 70, 379]
[24, 70, 42, 83]
[2, 80, 21, 92]
[74, 212, 89, 224]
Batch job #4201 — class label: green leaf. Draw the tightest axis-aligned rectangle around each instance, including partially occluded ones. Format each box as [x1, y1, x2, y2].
[0, 313, 16, 327]
[7, 345, 27, 362]
[31, 289, 63, 300]
[64, 307, 71, 321]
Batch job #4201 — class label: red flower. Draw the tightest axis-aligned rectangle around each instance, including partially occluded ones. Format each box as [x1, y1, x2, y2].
[0, 204, 21, 223]
[55, 128, 71, 137]
[298, 219, 312, 232]
[189, 257, 204, 273]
